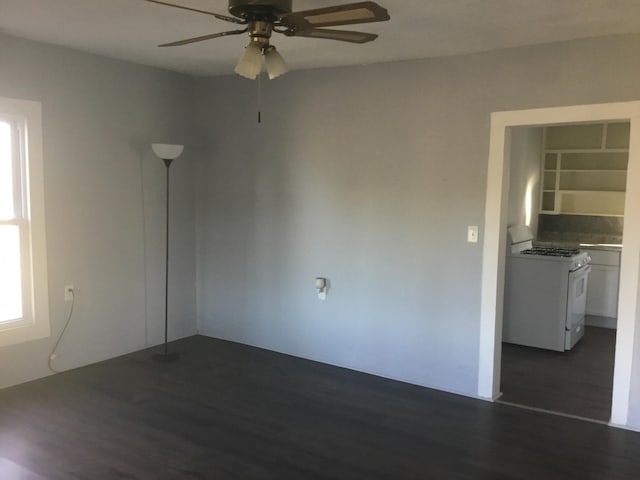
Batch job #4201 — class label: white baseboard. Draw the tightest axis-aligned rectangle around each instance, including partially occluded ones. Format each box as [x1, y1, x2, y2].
[585, 315, 617, 329]
[609, 421, 640, 433]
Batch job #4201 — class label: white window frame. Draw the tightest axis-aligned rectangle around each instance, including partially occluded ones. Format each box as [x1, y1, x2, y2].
[0, 97, 49, 347]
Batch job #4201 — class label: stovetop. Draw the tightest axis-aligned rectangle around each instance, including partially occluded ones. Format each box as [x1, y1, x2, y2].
[520, 247, 581, 258]
[510, 243, 591, 270]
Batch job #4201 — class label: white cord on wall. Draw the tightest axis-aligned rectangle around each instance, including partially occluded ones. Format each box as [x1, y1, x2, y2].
[48, 289, 76, 373]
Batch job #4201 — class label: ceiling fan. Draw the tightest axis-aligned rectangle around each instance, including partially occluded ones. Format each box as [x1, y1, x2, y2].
[144, 0, 390, 80]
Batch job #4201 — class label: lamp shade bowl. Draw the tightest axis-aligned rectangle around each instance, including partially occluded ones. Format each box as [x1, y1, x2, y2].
[152, 143, 184, 160]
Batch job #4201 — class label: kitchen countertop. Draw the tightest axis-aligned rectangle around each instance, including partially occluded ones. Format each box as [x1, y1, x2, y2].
[534, 241, 622, 252]
[578, 243, 622, 252]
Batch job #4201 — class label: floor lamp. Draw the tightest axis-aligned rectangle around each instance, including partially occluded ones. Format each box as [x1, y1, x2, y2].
[151, 143, 184, 362]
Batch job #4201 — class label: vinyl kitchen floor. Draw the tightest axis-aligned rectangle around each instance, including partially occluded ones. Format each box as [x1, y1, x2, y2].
[500, 325, 616, 421]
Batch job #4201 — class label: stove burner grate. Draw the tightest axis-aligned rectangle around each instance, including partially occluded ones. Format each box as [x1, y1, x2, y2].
[520, 247, 581, 257]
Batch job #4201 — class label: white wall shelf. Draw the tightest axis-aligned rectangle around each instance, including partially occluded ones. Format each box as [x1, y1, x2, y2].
[540, 122, 629, 216]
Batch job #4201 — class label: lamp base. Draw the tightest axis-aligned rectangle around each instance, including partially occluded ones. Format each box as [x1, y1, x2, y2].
[152, 351, 180, 362]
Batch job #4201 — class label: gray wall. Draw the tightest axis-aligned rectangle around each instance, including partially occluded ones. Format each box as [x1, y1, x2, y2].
[194, 34, 640, 425]
[3, 30, 640, 430]
[0, 35, 197, 388]
[507, 127, 543, 235]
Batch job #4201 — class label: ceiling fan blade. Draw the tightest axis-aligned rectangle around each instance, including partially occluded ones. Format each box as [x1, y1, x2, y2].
[280, 1, 389, 29]
[159, 29, 248, 47]
[287, 28, 378, 44]
[143, 0, 246, 25]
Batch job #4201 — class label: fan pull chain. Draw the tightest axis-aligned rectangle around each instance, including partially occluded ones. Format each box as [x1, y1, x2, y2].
[257, 73, 262, 124]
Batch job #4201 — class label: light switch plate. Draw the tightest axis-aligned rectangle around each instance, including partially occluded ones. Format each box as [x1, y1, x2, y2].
[467, 226, 479, 243]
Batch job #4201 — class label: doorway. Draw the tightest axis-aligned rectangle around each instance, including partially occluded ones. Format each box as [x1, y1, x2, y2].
[498, 122, 626, 421]
[478, 102, 640, 428]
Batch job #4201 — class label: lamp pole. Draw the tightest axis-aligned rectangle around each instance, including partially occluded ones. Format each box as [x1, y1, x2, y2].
[151, 144, 184, 362]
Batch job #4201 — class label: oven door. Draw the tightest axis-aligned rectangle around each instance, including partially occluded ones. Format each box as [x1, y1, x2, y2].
[566, 265, 591, 332]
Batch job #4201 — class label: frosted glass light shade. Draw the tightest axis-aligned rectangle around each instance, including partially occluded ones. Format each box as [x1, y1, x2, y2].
[151, 143, 184, 160]
[264, 47, 288, 80]
[234, 43, 263, 80]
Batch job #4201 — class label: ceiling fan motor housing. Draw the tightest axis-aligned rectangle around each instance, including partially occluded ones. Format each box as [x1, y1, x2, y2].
[228, 0, 293, 19]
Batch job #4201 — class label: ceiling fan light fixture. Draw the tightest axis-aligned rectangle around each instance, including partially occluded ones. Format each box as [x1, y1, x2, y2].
[234, 42, 263, 79]
[264, 46, 288, 80]
[147, 1, 391, 78]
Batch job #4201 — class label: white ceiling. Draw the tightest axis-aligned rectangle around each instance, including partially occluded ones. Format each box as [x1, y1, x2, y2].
[2, 0, 640, 77]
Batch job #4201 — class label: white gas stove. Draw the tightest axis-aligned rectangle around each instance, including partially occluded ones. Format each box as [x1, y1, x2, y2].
[504, 226, 592, 352]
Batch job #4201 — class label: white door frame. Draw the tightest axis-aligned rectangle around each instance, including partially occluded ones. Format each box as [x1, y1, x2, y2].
[478, 101, 640, 427]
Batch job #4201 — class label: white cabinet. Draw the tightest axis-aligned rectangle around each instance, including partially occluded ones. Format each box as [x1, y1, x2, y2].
[587, 265, 619, 318]
[585, 249, 620, 322]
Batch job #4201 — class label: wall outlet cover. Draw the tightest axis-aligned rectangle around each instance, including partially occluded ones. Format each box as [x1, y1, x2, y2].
[64, 285, 74, 301]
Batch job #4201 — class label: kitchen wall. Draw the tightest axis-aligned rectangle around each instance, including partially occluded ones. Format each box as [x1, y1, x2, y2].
[194, 33, 640, 427]
[507, 127, 543, 235]
[0, 34, 197, 389]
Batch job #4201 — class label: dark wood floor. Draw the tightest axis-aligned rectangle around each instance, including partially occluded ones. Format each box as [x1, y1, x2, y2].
[500, 326, 616, 421]
[1, 335, 639, 479]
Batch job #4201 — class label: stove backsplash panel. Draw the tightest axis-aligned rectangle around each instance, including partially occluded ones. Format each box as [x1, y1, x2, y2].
[537, 214, 623, 245]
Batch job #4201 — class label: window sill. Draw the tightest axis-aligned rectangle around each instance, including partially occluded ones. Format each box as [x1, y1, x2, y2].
[0, 319, 50, 348]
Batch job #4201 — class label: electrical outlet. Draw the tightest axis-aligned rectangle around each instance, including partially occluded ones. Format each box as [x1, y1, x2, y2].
[64, 285, 74, 301]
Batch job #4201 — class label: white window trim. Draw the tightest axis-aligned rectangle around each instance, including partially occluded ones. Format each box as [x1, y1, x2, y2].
[0, 96, 49, 347]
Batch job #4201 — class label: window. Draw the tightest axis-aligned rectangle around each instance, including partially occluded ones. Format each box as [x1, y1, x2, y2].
[0, 97, 49, 347]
